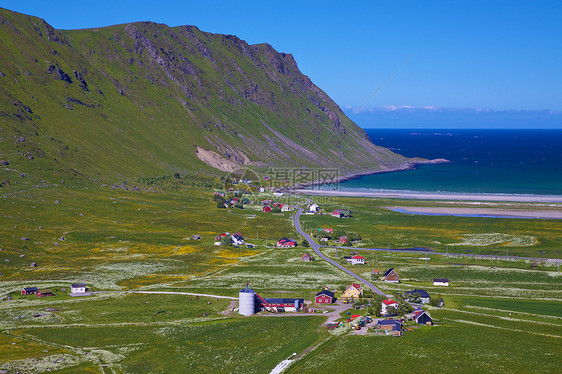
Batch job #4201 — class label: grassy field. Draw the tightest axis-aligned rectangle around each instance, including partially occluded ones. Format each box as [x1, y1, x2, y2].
[2, 187, 561, 373]
[289, 315, 561, 373]
[0, 184, 300, 296]
[300, 196, 562, 258]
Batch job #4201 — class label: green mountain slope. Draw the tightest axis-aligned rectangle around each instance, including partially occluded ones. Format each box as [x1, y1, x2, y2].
[0, 8, 416, 185]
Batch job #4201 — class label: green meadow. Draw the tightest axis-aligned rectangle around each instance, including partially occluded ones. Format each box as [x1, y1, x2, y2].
[301, 196, 562, 258]
[1, 185, 561, 373]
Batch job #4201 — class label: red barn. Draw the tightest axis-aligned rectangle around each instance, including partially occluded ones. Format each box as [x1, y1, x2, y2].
[277, 237, 297, 247]
[263, 206, 272, 213]
[36, 289, 53, 297]
[21, 287, 38, 295]
[315, 290, 335, 304]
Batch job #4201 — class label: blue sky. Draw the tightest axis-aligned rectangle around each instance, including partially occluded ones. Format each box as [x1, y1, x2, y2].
[3, 1, 562, 127]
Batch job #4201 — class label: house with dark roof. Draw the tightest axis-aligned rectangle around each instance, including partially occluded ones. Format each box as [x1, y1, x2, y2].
[36, 289, 53, 297]
[378, 319, 402, 331]
[260, 298, 304, 312]
[21, 287, 38, 295]
[332, 209, 351, 218]
[71, 283, 87, 293]
[433, 278, 449, 286]
[231, 233, 245, 246]
[315, 290, 335, 304]
[404, 289, 430, 304]
[414, 311, 433, 325]
[412, 307, 424, 315]
[382, 268, 400, 283]
[277, 237, 297, 248]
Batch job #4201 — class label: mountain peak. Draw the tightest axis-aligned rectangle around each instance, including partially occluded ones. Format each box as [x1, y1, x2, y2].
[0, 8, 412, 184]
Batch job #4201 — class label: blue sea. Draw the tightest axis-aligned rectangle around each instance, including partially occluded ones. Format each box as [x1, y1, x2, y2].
[338, 129, 562, 196]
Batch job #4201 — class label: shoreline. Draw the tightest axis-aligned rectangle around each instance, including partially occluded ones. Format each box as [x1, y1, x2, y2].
[387, 206, 562, 219]
[292, 158, 450, 189]
[292, 188, 562, 203]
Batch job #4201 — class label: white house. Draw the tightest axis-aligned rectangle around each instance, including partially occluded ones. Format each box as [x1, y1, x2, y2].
[231, 233, 245, 246]
[433, 278, 450, 286]
[71, 283, 86, 293]
[307, 203, 319, 212]
[404, 289, 431, 304]
[381, 299, 399, 315]
[281, 204, 293, 212]
[259, 186, 266, 193]
[349, 255, 365, 265]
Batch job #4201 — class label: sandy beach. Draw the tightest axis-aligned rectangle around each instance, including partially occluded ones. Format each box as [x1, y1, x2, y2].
[386, 206, 562, 219]
[293, 189, 562, 203]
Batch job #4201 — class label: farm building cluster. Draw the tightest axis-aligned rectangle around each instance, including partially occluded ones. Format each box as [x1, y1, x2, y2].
[238, 285, 304, 315]
[20, 283, 89, 298]
[315, 227, 362, 246]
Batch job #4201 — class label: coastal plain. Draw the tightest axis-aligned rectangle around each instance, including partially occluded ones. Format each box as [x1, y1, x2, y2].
[1, 182, 561, 373]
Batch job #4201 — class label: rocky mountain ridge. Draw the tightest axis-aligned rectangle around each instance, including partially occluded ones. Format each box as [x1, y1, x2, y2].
[0, 8, 421, 185]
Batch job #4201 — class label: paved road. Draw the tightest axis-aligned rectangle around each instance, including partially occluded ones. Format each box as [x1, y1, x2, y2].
[294, 208, 387, 296]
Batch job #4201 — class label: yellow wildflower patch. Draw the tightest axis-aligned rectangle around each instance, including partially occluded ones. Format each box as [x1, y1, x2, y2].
[118, 275, 191, 288]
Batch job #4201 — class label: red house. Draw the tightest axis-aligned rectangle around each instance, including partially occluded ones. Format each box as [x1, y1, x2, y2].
[277, 237, 297, 247]
[349, 255, 365, 265]
[315, 290, 335, 304]
[382, 268, 400, 283]
[332, 209, 351, 218]
[263, 206, 272, 213]
[302, 253, 312, 261]
[215, 232, 230, 241]
[21, 287, 38, 295]
[36, 289, 54, 297]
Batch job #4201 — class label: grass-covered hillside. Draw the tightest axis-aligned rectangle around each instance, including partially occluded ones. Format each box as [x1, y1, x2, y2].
[0, 8, 411, 187]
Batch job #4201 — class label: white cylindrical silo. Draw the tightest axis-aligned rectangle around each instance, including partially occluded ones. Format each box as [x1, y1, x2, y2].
[239, 285, 256, 316]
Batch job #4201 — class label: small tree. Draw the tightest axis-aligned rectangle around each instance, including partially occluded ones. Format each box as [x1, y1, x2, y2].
[221, 235, 233, 246]
[386, 305, 398, 316]
[301, 239, 310, 247]
[430, 295, 444, 307]
[410, 292, 421, 304]
[373, 302, 382, 316]
[398, 302, 413, 315]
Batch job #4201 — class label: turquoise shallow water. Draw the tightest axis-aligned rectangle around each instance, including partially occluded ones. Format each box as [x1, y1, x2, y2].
[338, 129, 562, 196]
